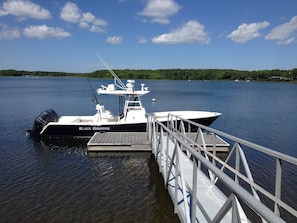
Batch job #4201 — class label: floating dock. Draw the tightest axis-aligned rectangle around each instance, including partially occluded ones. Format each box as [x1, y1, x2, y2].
[87, 132, 229, 152]
[87, 132, 151, 152]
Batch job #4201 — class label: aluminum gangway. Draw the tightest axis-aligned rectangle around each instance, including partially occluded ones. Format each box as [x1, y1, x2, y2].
[147, 114, 297, 223]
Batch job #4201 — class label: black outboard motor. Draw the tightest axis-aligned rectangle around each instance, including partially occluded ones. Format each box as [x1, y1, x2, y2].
[27, 109, 58, 137]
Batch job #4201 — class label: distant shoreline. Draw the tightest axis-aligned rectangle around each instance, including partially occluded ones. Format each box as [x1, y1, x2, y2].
[1, 68, 296, 82]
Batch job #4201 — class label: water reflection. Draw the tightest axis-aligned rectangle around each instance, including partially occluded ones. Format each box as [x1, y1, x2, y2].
[16, 138, 180, 223]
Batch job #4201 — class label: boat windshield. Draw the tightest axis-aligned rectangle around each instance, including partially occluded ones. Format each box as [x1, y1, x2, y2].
[126, 96, 142, 109]
[128, 101, 140, 107]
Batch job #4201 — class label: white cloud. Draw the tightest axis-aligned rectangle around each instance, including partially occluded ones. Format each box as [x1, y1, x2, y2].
[277, 37, 295, 45]
[0, 8, 8, 16]
[138, 37, 148, 44]
[1, 0, 51, 20]
[60, 2, 81, 23]
[106, 36, 123, 44]
[152, 20, 210, 44]
[93, 18, 108, 26]
[23, 25, 71, 39]
[138, 0, 181, 24]
[0, 24, 21, 40]
[81, 12, 95, 23]
[227, 21, 270, 43]
[90, 25, 105, 33]
[265, 16, 297, 45]
[60, 2, 107, 33]
[79, 21, 89, 29]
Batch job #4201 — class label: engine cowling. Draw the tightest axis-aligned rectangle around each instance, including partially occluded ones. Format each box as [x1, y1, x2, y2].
[27, 109, 58, 137]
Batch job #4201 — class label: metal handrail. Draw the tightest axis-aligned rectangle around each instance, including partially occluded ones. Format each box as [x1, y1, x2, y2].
[147, 113, 296, 223]
[168, 113, 297, 219]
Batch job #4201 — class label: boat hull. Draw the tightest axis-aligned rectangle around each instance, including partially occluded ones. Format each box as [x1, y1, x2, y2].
[39, 115, 219, 139]
[41, 122, 147, 138]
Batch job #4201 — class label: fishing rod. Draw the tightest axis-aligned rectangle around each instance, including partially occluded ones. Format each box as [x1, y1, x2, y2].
[86, 80, 99, 105]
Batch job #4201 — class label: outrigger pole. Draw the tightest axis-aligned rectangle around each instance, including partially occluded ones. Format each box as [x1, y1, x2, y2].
[96, 54, 126, 90]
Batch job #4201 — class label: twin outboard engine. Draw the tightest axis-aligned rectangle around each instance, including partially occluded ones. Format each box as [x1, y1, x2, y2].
[27, 109, 58, 137]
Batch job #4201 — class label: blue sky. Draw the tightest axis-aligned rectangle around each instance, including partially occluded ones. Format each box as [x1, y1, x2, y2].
[0, 0, 296, 73]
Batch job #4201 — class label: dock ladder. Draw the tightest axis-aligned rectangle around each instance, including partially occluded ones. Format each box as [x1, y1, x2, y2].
[147, 113, 297, 223]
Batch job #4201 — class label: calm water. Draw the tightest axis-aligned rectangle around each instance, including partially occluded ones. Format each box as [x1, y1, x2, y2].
[1, 77, 297, 222]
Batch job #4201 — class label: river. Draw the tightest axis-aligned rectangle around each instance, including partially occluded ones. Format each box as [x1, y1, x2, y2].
[0, 76, 296, 222]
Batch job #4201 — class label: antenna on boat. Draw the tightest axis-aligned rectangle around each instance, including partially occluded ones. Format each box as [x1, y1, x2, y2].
[96, 54, 126, 89]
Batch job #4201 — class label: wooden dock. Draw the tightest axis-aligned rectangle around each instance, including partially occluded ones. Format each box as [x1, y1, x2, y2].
[87, 132, 151, 152]
[87, 132, 229, 152]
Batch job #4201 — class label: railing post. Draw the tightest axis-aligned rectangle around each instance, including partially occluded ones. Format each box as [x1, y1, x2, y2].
[191, 157, 198, 223]
[274, 158, 282, 216]
[211, 133, 217, 166]
[174, 143, 179, 214]
[158, 128, 164, 174]
[235, 144, 240, 184]
[165, 128, 170, 186]
[147, 115, 152, 143]
[152, 118, 157, 155]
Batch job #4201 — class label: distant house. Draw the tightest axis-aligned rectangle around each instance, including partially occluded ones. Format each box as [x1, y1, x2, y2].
[270, 76, 293, 81]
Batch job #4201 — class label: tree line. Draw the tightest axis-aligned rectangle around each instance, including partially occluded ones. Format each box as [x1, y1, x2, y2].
[1, 68, 296, 81]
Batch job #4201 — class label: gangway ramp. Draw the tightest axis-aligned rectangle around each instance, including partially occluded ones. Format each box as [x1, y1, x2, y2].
[159, 134, 246, 222]
[147, 113, 295, 223]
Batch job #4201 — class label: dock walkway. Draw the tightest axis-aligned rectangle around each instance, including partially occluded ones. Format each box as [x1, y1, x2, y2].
[158, 134, 245, 222]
